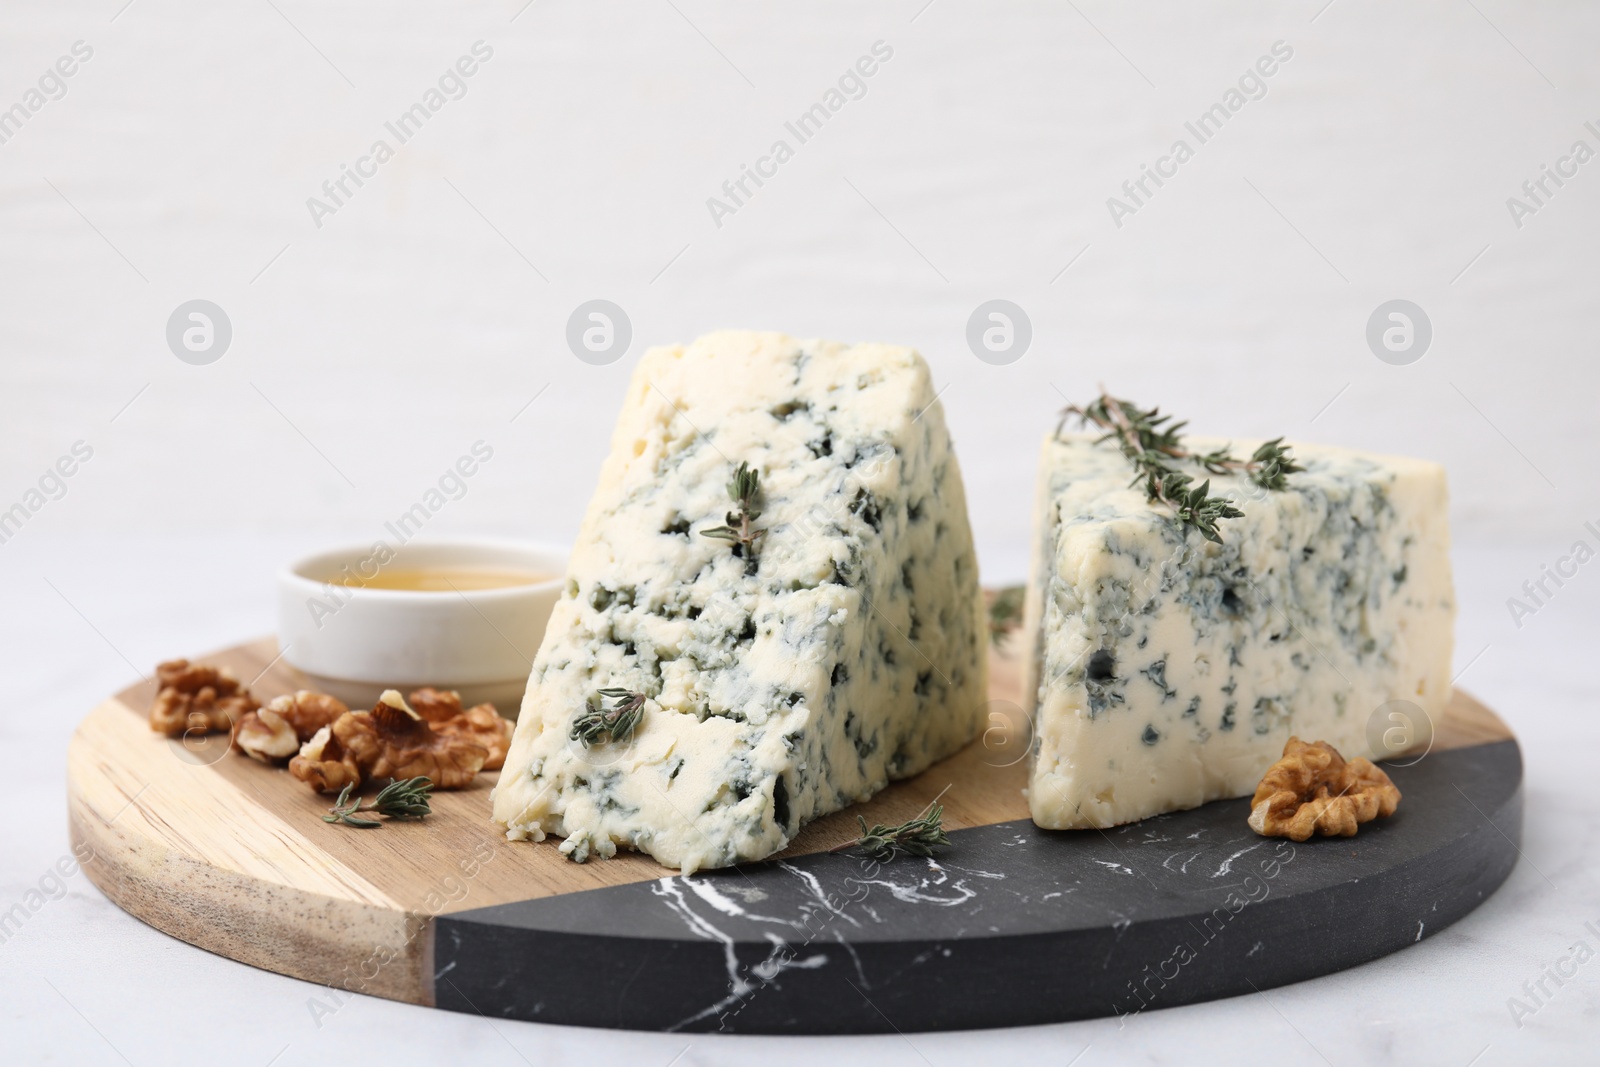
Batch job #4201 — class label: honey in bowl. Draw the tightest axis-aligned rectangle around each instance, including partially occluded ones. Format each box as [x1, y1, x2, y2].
[341, 566, 555, 592]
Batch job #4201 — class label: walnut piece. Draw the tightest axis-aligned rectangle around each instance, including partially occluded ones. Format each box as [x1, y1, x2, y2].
[234, 707, 296, 763]
[148, 659, 259, 737]
[1248, 736, 1402, 841]
[407, 687, 514, 770]
[351, 691, 490, 787]
[235, 691, 348, 764]
[289, 725, 363, 794]
[288, 690, 488, 793]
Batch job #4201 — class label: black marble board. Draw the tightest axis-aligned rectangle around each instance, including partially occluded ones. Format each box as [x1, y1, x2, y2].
[434, 739, 1523, 1033]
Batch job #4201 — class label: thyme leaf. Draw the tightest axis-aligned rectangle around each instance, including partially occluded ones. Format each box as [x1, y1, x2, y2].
[571, 688, 646, 746]
[1248, 436, 1305, 491]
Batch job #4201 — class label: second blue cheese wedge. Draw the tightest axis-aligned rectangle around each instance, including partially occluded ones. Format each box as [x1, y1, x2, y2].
[1022, 432, 1455, 829]
[492, 330, 987, 873]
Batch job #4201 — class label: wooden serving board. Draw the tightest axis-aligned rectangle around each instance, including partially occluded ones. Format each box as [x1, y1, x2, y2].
[68, 636, 1521, 1033]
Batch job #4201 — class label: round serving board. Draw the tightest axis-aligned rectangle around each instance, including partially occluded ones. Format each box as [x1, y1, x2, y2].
[68, 634, 1522, 1033]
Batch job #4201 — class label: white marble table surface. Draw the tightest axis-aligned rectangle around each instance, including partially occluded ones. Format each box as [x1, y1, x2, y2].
[3, 538, 1595, 1067]
[4, 0, 1599, 1063]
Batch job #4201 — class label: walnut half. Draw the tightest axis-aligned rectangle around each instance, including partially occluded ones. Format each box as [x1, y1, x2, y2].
[407, 687, 513, 770]
[148, 659, 259, 737]
[288, 690, 489, 793]
[289, 725, 363, 794]
[235, 691, 348, 764]
[1248, 737, 1402, 841]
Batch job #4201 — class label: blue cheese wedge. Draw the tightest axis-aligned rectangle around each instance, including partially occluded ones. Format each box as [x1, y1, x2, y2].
[492, 330, 986, 873]
[1022, 433, 1454, 829]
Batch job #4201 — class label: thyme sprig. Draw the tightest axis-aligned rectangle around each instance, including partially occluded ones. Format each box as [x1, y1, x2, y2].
[571, 688, 646, 746]
[1058, 391, 1302, 543]
[987, 585, 1026, 647]
[700, 461, 767, 572]
[322, 776, 434, 828]
[830, 802, 950, 862]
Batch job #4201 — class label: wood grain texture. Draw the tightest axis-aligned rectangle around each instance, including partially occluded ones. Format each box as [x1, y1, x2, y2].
[68, 633, 1511, 1004]
[67, 697, 427, 1004]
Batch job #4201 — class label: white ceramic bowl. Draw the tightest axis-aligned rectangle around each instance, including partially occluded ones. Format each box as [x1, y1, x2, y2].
[276, 538, 567, 714]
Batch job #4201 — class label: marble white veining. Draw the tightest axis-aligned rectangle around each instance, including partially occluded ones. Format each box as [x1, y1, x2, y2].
[1163, 850, 1205, 874]
[1094, 860, 1136, 876]
[681, 879, 800, 928]
[850, 876, 978, 908]
[650, 877, 828, 1032]
[938, 861, 1006, 881]
[777, 861, 862, 929]
[830, 928, 871, 989]
[645, 853, 1022, 1030]
[1210, 842, 1265, 879]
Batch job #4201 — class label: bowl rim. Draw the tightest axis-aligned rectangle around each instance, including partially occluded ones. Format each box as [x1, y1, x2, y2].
[279, 536, 568, 603]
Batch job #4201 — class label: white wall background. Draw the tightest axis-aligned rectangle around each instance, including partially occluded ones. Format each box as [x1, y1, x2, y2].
[2, 0, 1597, 585]
[4, 4, 1600, 1065]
